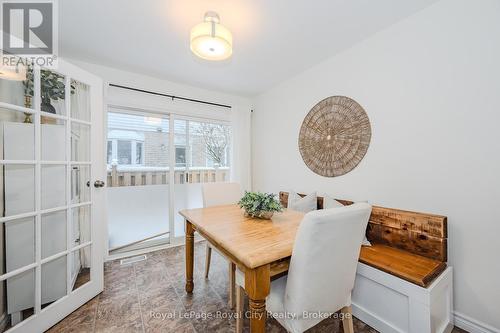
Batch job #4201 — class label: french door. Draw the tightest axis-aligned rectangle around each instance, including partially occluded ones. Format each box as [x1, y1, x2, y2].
[0, 58, 104, 332]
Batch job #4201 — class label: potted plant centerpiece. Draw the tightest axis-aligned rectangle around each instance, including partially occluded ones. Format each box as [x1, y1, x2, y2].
[238, 191, 283, 220]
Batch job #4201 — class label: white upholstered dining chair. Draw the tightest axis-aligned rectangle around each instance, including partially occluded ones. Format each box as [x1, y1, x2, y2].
[235, 203, 372, 333]
[201, 182, 242, 306]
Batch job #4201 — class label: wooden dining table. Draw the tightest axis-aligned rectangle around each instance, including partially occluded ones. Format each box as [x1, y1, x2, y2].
[179, 204, 305, 333]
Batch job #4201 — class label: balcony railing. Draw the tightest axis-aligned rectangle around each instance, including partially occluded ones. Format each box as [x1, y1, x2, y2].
[107, 164, 230, 187]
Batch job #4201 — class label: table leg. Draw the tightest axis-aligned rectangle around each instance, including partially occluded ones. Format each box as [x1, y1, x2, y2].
[185, 220, 194, 293]
[245, 265, 270, 333]
[229, 262, 236, 309]
[236, 285, 245, 333]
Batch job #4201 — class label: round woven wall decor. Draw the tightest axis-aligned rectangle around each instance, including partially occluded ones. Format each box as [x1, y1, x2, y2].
[298, 96, 371, 177]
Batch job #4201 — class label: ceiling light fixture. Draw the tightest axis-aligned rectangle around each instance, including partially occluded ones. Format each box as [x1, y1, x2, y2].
[190, 11, 232, 61]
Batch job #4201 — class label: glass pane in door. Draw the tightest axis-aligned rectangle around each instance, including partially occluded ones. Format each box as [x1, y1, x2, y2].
[41, 256, 67, 308]
[71, 123, 90, 162]
[41, 120, 66, 161]
[0, 60, 32, 108]
[71, 164, 91, 204]
[70, 80, 90, 122]
[72, 205, 91, 246]
[1, 107, 35, 159]
[71, 245, 92, 290]
[41, 210, 67, 259]
[189, 120, 231, 179]
[173, 119, 232, 238]
[107, 109, 170, 252]
[40, 70, 66, 116]
[3, 164, 35, 216]
[6, 268, 35, 327]
[4, 218, 35, 273]
[41, 165, 67, 209]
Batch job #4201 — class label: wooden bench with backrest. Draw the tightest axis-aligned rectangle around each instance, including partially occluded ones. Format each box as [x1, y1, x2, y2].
[276, 192, 453, 333]
[278, 191, 447, 288]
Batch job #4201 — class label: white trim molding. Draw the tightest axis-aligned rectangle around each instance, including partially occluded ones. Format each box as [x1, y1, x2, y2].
[454, 312, 500, 333]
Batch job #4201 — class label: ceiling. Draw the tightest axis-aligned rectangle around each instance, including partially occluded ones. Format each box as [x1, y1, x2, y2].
[60, 0, 440, 96]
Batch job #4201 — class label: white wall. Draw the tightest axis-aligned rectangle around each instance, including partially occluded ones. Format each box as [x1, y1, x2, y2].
[68, 59, 253, 191]
[252, 0, 500, 331]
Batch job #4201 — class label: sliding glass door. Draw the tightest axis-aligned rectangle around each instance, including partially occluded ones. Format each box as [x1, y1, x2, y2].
[105, 108, 232, 253]
[172, 117, 231, 238]
[106, 108, 170, 253]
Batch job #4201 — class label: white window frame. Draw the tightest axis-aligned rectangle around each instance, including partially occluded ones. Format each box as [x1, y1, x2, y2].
[174, 145, 187, 167]
[135, 141, 144, 165]
[106, 138, 144, 166]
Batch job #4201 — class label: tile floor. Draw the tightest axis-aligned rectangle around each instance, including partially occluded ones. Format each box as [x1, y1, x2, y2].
[47, 241, 468, 333]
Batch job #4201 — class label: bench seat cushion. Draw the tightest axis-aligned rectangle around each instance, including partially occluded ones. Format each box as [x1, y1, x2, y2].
[359, 244, 447, 288]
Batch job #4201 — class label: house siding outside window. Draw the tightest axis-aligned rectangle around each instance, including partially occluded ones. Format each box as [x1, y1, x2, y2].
[107, 112, 231, 169]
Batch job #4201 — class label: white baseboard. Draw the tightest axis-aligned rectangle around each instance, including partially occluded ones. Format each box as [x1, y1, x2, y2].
[352, 308, 499, 333]
[454, 312, 500, 333]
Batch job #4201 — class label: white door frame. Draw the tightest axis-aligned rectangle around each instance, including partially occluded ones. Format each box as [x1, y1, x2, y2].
[2, 58, 105, 333]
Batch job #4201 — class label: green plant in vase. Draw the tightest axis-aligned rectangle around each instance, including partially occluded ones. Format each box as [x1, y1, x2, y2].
[238, 191, 283, 220]
[23, 69, 75, 114]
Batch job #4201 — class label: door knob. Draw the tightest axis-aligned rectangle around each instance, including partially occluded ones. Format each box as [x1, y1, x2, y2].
[94, 180, 106, 188]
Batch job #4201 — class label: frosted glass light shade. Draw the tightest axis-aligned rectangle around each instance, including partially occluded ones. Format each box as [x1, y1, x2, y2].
[190, 14, 232, 61]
